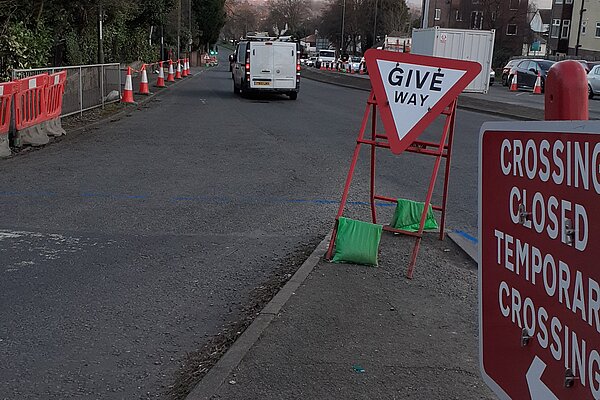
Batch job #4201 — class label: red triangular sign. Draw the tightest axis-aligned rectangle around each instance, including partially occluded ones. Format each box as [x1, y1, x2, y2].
[365, 49, 481, 154]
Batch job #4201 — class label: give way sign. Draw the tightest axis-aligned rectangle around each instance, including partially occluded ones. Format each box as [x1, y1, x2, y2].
[479, 120, 600, 399]
[364, 49, 480, 154]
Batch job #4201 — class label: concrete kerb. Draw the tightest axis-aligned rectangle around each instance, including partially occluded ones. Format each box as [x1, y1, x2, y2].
[185, 233, 332, 400]
[1, 68, 204, 160]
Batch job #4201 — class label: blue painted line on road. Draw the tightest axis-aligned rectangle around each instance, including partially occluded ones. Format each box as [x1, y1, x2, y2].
[0, 191, 56, 197]
[81, 192, 148, 200]
[0, 189, 398, 208]
[452, 229, 478, 244]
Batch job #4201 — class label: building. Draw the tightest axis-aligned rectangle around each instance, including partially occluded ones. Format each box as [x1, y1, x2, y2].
[422, 0, 530, 61]
[546, 0, 600, 58]
[525, 9, 551, 56]
[547, 0, 575, 55]
[568, 0, 600, 58]
[300, 34, 317, 56]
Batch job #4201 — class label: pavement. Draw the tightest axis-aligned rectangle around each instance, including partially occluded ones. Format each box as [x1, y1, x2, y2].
[182, 55, 498, 399]
[189, 232, 495, 400]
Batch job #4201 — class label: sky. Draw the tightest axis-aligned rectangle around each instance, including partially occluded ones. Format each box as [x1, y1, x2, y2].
[406, 0, 552, 9]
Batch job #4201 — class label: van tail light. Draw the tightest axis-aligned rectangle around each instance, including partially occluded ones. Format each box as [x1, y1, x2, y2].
[245, 50, 250, 76]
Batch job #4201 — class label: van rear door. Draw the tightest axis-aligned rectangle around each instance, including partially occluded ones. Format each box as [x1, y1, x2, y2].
[249, 42, 274, 89]
[272, 42, 296, 89]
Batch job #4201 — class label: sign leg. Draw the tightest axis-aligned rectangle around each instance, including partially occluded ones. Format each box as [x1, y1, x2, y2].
[406, 104, 454, 278]
[326, 99, 373, 260]
[370, 103, 377, 224]
[438, 101, 457, 240]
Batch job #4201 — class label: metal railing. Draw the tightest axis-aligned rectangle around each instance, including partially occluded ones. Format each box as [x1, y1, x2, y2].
[12, 63, 121, 117]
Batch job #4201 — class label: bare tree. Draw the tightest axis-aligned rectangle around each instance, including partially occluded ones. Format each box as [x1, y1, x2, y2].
[223, 0, 260, 40]
[266, 0, 310, 35]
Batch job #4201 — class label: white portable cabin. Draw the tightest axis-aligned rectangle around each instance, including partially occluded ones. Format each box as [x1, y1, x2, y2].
[411, 27, 495, 94]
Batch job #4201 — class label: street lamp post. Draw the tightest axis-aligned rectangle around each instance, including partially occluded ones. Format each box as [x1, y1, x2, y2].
[575, 0, 586, 56]
[373, 0, 378, 46]
[341, 0, 346, 56]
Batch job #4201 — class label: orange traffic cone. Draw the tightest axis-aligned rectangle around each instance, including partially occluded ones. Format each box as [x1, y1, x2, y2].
[320, 62, 325, 71]
[182, 58, 188, 77]
[167, 60, 175, 82]
[175, 60, 182, 79]
[185, 58, 190, 76]
[533, 71, 542, 94]
[156, 61, 166, 87]
[509, 71, 518, 92]
[121, 67, 135, 103]
[349, 63, 354, 74]
[139, 64, 150, 95]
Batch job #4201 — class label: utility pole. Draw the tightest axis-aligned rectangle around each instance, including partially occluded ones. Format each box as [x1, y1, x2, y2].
[422, 0, 430, 28]
[161, 25, 164, 60]
[98, 3, 104, 64]
[575, 0, 586, 56]
[177, 0, 181, 60]
[373, 0, 378, 46]
[341, 0, 346, 56]
[189, 0, 192, 54]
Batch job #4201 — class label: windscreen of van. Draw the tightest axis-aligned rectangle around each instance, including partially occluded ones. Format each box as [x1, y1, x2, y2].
[319, 50, 335, 58]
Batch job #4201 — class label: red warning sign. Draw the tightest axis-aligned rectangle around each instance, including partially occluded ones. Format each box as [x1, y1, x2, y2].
[365, 49, 480, 154]
[479, 121, 600, 400]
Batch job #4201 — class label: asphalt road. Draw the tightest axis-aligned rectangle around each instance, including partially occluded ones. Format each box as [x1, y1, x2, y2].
[1, 56, 501, 399]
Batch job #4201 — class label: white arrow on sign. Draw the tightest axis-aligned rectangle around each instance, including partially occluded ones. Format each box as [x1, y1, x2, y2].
[526, 356, 559, 400]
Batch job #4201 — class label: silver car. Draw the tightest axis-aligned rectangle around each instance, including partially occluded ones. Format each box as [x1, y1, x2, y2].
[588, 64, 600, 99]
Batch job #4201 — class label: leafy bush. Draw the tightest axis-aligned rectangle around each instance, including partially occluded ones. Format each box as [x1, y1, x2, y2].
[0, 21, 52, 81]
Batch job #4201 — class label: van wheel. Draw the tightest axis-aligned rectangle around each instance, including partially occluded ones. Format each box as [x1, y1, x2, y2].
[288, 92, 298, 100]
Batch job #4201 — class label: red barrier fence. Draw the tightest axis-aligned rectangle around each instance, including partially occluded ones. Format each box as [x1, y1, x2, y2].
[14, 74, 48, 131]
[45, 71, 68, 137]
[2, 57, 195, 156]
[46, 71, 67, 120]
[0, 81, 16, 135]
[0, 81, 17, 157]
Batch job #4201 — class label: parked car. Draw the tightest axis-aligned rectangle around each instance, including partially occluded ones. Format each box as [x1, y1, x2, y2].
[501, 59, 522, 86]
[587, 64, 600, 98]
[577, 60, 591, 73]
[350, 56, 362, 72]
[506, 59, 555, 92]
[304, 56, 317, 67]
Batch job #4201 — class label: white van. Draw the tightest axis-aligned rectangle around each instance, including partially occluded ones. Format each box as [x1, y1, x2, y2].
[232, 36, 300, 100]
[316, 49, 336, 69]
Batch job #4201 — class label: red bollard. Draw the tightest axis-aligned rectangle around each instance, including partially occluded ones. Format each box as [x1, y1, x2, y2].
[545, 60, 588, 120]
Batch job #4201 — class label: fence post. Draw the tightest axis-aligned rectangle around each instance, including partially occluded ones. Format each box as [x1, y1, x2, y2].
[79, 66, 83, 116]
[101, 64, 105, 109]
[118, 64, 122, 99]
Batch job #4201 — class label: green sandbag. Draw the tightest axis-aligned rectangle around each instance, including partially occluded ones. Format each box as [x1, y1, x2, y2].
[390, 198, 438, 232]
[332, 217, 382, 266]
